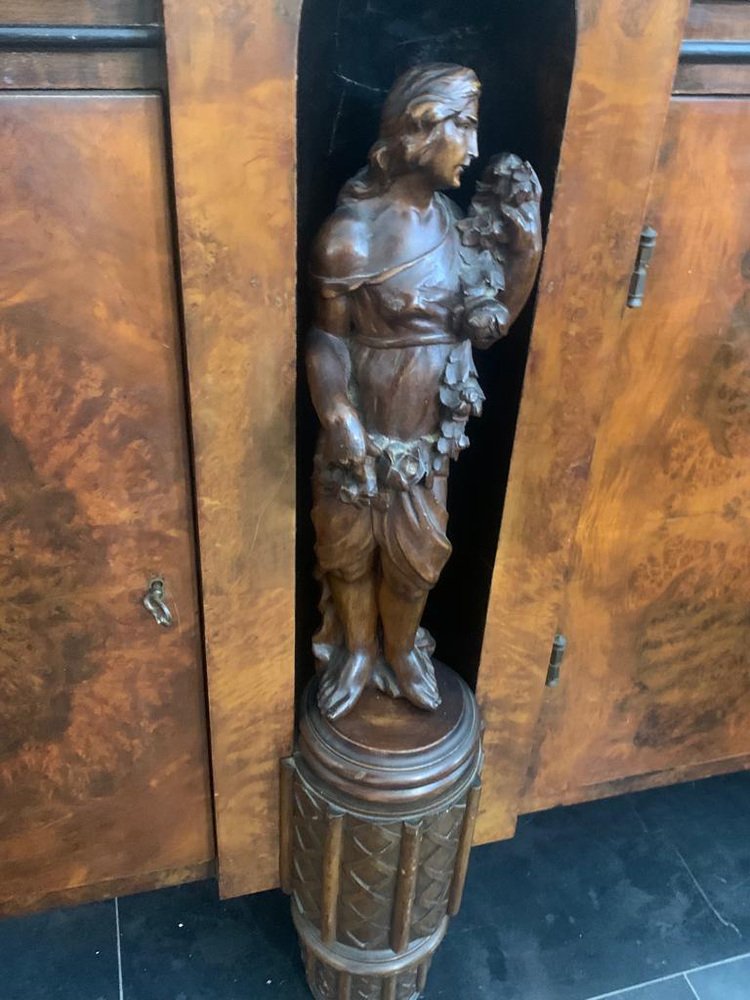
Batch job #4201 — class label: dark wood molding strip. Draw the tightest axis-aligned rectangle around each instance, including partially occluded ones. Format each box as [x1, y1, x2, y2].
[0, 24, 162, 49]
[680, 39, 750, 62]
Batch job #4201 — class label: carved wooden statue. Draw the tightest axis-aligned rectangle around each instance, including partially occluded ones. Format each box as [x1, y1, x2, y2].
[283, 63, 542, 1000]
[307, 63, 543, 720]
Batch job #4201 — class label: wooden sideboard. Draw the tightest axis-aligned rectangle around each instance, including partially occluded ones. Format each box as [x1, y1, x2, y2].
[1, 0, 748, 917]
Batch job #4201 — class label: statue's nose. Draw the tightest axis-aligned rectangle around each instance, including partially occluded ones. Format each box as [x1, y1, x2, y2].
[468, 131, 478, 158]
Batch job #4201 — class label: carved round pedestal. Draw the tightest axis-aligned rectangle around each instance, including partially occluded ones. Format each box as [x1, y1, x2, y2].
[281, 663, 483, 1000]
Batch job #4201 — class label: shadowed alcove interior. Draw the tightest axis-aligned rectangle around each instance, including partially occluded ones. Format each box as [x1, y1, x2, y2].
[296, 0, 577, 700]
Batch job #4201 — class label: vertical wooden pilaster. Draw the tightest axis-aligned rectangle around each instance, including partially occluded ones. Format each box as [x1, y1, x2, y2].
[337, 970, 352, 1000]
[391, 821, 423, 953]
[321, 810, 344, 944]
[448, 780, 482, 916]
[279, 758, 296, 895]
[381, 976, 397, 1000]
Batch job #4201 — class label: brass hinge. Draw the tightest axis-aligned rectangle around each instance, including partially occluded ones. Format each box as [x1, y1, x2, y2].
[627, 226, 657, 308]
[545, 633, 567, 687]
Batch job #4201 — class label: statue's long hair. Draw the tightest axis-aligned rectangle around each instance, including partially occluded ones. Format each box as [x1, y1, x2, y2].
[339, 63, 480, 203]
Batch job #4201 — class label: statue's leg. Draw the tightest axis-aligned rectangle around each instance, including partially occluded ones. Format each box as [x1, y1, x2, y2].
[318, 569, 378, 719]
[375, 477, 451, 711]
[378, 578, 440, 711]
[311, 480, 381, 719]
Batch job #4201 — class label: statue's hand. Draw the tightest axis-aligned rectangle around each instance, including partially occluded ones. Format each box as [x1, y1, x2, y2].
[323, 401, 368, 479]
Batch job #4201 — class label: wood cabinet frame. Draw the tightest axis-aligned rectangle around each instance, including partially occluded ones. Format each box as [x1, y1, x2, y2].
[163, 0, 693, 896]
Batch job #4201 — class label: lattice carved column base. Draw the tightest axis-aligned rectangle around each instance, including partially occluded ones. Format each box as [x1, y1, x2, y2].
[280, 663, 483, 1000]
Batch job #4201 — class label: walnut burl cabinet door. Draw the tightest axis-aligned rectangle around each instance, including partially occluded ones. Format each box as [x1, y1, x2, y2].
[0, 93, 214, 915]
[523, 97, 750, 811]
[474, 0, 689, 845]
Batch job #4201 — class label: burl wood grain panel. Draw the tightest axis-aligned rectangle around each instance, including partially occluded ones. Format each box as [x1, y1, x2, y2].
[12, 860, 214, 920]
[0, 1, 161, 24]
[677, 3, 750, 94]
[163, 0, 300, 896]
[0, 93, 213, 915]
[674, 61, 750, 96]
[474, 0, 690, 845]
[684, 1, 750, 41]
[0, 51, 163, 90]
[522, 97, 750, 812]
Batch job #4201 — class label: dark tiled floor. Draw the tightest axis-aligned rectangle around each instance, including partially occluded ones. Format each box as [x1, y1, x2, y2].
[1, 772, 748, 1000]
[0, 898, 119, 1000]
[591, 979, 696, 1000]
[687, 955, 750, 1000]
[592, 976, 696, 1000]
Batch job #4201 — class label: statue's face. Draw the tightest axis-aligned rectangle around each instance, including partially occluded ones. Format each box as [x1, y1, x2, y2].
[424, 98, 479, 189]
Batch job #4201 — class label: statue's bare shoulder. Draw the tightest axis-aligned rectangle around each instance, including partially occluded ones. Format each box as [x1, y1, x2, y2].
[311, 201, 373, 283]
[313, 192, 464, 289]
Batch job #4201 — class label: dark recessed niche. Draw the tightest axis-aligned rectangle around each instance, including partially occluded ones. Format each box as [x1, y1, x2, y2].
[296, 0, 577, 698]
